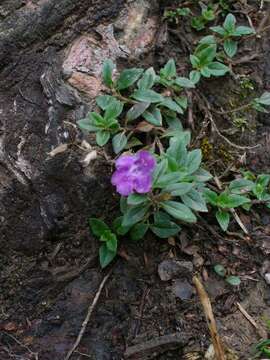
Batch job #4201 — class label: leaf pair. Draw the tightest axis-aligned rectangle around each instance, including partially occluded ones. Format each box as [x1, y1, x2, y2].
[90, 218, 118, 268]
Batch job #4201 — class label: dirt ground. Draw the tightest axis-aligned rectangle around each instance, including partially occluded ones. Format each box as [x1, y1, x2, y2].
[1, 0, 270, 359]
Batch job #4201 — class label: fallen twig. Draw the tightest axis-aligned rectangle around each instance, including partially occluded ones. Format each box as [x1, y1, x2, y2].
[1, 331, 39, 360]
[236, 302, 267, 339]
[64, 268, 114, 360]
[124, 333, 190, 359]
[193, 276, 225, 360]
[197, 92, 260, 150]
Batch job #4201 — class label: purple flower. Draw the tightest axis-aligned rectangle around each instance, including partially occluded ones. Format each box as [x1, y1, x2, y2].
[111, 151, 156, 196]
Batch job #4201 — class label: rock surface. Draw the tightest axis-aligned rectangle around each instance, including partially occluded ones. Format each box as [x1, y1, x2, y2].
[0, 0, 159, 253]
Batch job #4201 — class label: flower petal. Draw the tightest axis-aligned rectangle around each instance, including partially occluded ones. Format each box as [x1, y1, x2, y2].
[115, 154, 135, 170]
[111, 169, 134, 196]
[133, 174, 152, 193]
[136, 151, 156, 171]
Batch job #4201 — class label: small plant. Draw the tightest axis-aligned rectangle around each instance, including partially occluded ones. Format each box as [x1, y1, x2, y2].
[112, 134, 212, 241]
[164, 7, 191, 24]
[191, 4, 216, 31]
[253, 339, 270, 358]
[190, 42, 230, 80]
[78, 59, 195, 153]
[204, 174, 270, 232]
[78, 59, 270, 268]
[251, 92, 270, 113]
[204, 188, 250, 231]
[214, 264, 241, 286]
[210, 13, 255, 57]
[89, 219, 118, 268]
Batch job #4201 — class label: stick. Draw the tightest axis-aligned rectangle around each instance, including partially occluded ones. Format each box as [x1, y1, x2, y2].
[64, 268, 113, 360]
[193, 276, 225, 360]
[236, 302, 259, 329]
[2, 332, 39, 360]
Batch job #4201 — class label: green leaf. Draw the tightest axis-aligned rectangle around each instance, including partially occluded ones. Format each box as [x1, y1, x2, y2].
[161, 200, 197, 223]
[132, 89, 164, 103]
[153, 159, 168, 183]
[89, 218, 109, 237]
[155, 172, 185, 188]
[120, 196, 128, 214]
[112, 132, 127, 154]
[191, 17, 205, 31]
[190, 55, 201, 68]
[199, 35, 216, 45]
[200, 66, 212, 78]
[96, 95, 117, 110]
[113, 216, 132, 235]
[89, 112, 105, 124]
[251, 101, 268, 113]
[150, 211, 181, 239]
[223, 13, 236, 33]
[189, 70, 201, 84]
[185, 149, 202, 174]
[202, 9, 215, 21]
[122, 205, 149, 227]
[181, 189, 208, 212]
[224, 39, 237, 58]
[175, 96, 188, 110]
[229, 179, 255, 194]
[104, 100, 123, 121]
[215, 210, 230, 231]
[204, 189, 218, 206]
[163, 182, 193, 196]
[151, 211, 181, 238]
[193, 168, 213, 182]
[210, 26, 226, 36]
[196, 44, 217, 65]
[100, 230, 118, 252]
[99, 244, 116, 268]
[126, 101, 150, 121]
[116, 68, 143, 90]
[217, 193, 250, 209]
[138, 67, 156, 90]
[143, 108, 162, 126]
[160, 59, 176, 78]
[233, 26, 255, 36]
[160, 98, 183, 114]
[167, 134, 188, 165]
[226, 275, 241, 286]
[130, 223, 149, 241]
[257, 174, 270, 188]
[127, 194, 148, 206]
[257, 92, 270, 106]
[207, 62, 230, 76]
[214, 264, 226, 277]
[77, 118, 99, 132]
[96, 131, 110, 146]
[102, 59, 115, 88]
[174, 77, 195, 89]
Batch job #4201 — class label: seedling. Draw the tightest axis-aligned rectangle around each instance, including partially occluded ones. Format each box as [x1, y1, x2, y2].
[164, 7, 191, 24]
[191, 4, 216, 31]
[210, 13, 255, 57]
[214, 264, 241, 286]
[89, 219, 118, 268]
[190, 42, 230, 80]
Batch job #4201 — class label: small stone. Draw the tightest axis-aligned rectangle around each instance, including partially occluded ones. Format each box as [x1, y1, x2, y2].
[172, 279, 193, 300]
[158, 260, 193, 281]
[265, 273, 270, 285]
[68, 72, 102, 98]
